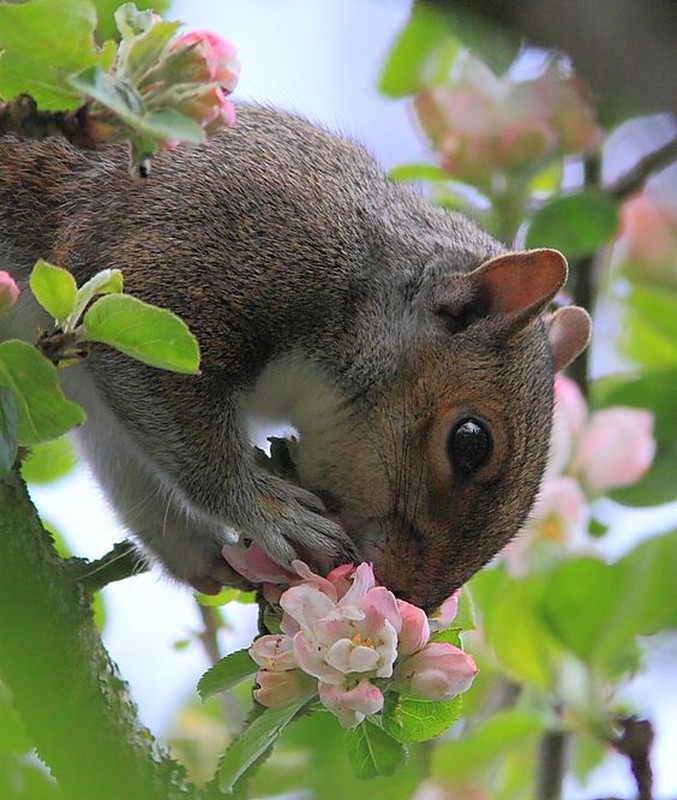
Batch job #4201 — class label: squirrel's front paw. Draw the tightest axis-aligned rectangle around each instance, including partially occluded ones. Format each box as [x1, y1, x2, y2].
[241, 476, 358, 572]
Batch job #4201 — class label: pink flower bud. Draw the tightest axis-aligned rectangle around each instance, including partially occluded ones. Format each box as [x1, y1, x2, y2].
[547, 375, 588, 478]
[171, 30, 240, 92]
[396, 642, 478, 702]
[0, 271, 20, 314]
[254, 669, 308, 710]
[318, 678, 384, 728]
[572, 408, 656, 493]
[616, 192, 677, 287]
[396, 599, 430, 656]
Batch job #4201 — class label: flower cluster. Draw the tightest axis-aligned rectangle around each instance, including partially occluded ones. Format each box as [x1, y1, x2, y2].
[86, 12, 240, 152]
[414, 53, 602, 188]
[223, 546, 477, 729]
[503, 375, 656, 574]
[0, 271, 19, 315]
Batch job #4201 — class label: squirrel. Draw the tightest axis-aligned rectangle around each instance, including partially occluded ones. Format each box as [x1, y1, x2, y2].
[0, 104, 591, 612]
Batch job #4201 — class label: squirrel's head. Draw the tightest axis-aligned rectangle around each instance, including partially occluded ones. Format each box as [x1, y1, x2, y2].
[295, 248, 591, 612]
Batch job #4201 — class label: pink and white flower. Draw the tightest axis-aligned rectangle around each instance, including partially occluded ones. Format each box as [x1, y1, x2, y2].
[414, 53, 602, 187]
[247, 560, 478, 729]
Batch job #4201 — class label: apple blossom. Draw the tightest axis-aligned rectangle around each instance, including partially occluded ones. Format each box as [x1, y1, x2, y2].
[615, 191, 677, 287]
[242, 558, 477, 729]
[414, 53, 602, 187]
[0, 270, 19, 315]
[572, 407, 656, 493]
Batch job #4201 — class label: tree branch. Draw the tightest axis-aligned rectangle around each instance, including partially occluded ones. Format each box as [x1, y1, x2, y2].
[612, 716, 654, 800]
[0, 470, 202, 799]
[72, 540, 148, 592]
[0, 94, 96, 147]
[536, 729, 570, 800]
[610, 136, 677, 202]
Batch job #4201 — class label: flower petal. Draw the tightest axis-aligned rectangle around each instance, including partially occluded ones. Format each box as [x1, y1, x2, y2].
[318, 679, 384, 729]
[250, 634, 297, 671]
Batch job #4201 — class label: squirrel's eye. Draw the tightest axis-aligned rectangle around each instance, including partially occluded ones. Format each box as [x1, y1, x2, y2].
[447, 418, 493, 476]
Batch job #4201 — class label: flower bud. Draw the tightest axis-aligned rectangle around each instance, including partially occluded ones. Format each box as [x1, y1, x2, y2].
[170, 30, 240, 92]
[0, 271, 19, 314]
[254, 669, 309, 710]
[573, 408, 656, 492]
[396, 642, 478, 702]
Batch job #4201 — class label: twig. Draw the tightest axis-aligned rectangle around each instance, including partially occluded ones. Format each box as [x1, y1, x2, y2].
[0, 93, 97, 147]
[536, 729, 570, 800]
[72, 540, 148, 592]
[612, 716, 654, 800]
[609, 135, 677, 202]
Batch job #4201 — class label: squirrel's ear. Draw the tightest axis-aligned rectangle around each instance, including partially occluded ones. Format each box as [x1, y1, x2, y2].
[546, 305, 592, 371]
[470, 248, 568, 328]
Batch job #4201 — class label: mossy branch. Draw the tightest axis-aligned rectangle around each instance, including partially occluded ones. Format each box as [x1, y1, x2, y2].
[0, 469, 204, 800]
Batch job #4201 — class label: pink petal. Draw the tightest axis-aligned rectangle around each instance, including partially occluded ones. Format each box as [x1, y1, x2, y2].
[280, 584, 336, 629]
[361, 586, 402, 634]
[293, 631, 342, 684]
[318, 679, 384, 729]
[291, 560, 338, 602]
[428, 591, 459, 634]
[221, 543, 292, 584]
[397, 600, 431, 654]
[340, 562, 376, 607]
[249, 634, 297, 671]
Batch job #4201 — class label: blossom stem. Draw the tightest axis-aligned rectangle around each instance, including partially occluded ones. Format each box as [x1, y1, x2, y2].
[568, 153, 601, 397]
[535, 727, 570, 800]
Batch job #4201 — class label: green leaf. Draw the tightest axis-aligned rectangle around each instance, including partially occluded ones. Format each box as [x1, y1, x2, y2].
[0, 0, 104, 110]
[481, 573, 556, 688]
[388, 163, 450, 183]
[21, 436, 78, 484]
[140, 108, 206, 144]
[68, 66, 145, 121]
[82, 293, 200, 374]
[197, 649, 258, 700]
[345, 720, 408, 779]
[0, 340, 85, 445]
[541, 536, 677, 673]
[115, 11, 180, 82]
[383, 693, 462, 743]
[218, 693, 313, 793]
[196, 586, 257, 606]
[379, 4, 460, 97]
[94, 0, 169, 42]
[29, 259, 77, 323]
[68, 69, 206, 147]
[0, 385, 19, 476]
[66, 268, 123, 330]
[431, 709, 542, 781]
[525, 190, 620, 258]
[622, 285, 677, 370]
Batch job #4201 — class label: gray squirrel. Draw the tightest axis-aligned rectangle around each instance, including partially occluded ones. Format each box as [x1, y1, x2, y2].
[0, 105, 590, 612]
